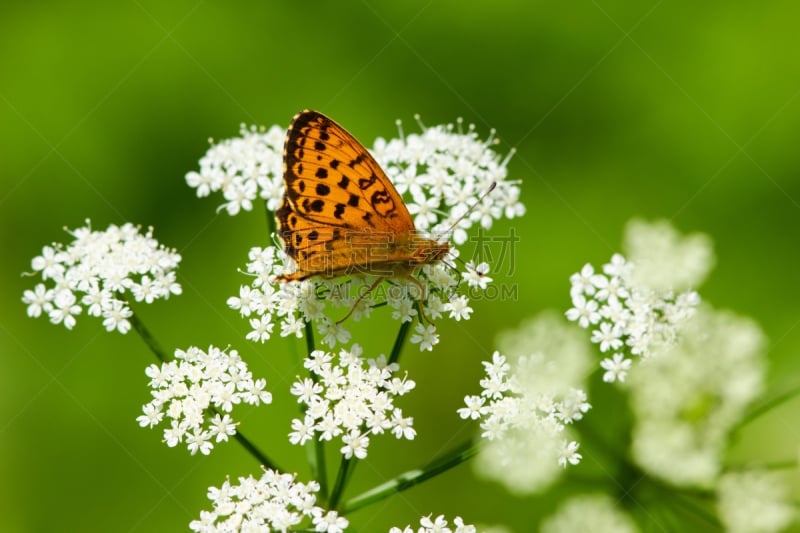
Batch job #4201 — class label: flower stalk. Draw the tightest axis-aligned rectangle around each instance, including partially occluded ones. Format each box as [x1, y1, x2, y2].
[340, 437, 482, 514]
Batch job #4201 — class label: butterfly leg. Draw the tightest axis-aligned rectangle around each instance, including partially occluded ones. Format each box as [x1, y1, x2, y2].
[336, 276, 386, 325]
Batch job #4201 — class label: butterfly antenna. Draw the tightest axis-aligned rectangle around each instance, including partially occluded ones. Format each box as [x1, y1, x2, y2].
[437, 182, 497, 240]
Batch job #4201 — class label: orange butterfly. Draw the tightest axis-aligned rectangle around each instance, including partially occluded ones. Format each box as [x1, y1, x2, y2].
[274, 110, 451, 321]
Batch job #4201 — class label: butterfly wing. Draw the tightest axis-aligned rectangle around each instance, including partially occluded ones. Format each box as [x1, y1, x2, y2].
[276, 110, 416, 280]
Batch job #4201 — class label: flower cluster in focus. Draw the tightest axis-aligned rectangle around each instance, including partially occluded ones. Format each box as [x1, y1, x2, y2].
[389, 514, 478, 533]
[185, 124, 285, 216]
[189, 468, 348, 533]
[137, 345, 272, 455]
[22, 221, 181, 333]
[566, 220, 714, 380]
[218, 117, 523, 350]
[289, 345, 416, 459]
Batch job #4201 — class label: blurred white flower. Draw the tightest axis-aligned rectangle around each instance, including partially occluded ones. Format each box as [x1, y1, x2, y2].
[22, 221, 181, 333]
[463, 312, 593, 495]
[138, 345, 272, 455]
[189, 468, 347, 533]
[623, 218, 715, 292]
[289, 345, 416, 459]
[629, 307, 766, 486]
[389, 514, 477, 533]
[541, 494, 639, 533]
[717, 470, 795, 533]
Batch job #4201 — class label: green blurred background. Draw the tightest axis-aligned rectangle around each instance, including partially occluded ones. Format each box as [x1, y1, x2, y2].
[2, 1, 800, 531]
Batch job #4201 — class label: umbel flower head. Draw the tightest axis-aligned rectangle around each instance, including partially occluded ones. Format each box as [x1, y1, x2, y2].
[289, 344, 416, 459]
[628, 306, 766, 487]
[22, 220, 181, 333]
[185, 124, 285, 216]
[190, 468, 348, 533]
[460, 312, 593, 495]
[137, 345, 272, 456]
[215, 116, 524, 350]
[566, 219, 710, 378]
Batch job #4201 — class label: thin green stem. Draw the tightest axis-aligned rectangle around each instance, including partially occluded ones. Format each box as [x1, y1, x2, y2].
[340, 437, 482, 514]
[388, 320, 412, 366]
[129, 310, 169, 363]
[725, 459, 797, 471]
[329, 456, 356, 510]
[305, 320, 316, 357]
[228, 420, 279, 471]
[265, 203, 277, 237]
[303, 320, 328, 503]
[734, 382, 800, 433]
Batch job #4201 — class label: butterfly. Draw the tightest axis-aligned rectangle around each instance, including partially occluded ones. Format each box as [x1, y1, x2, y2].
[274, 110, 453, 321]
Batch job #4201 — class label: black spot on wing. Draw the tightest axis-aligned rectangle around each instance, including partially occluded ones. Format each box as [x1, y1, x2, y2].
[334, 203, 345, 219]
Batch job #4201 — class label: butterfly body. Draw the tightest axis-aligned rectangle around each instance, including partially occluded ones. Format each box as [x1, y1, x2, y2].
[275, 110, 449, 286]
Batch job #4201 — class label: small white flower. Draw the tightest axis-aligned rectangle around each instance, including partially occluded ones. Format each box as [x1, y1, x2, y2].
[600, 353, 632, 383]
[410, 322, 439, 351]
[565, 295, 600, 328]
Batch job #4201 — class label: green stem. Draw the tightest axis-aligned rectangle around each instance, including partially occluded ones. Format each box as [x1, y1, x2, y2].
[228, 419, 279, 471]
[329, 456, 356, 510]
[303, 320, 328, 503]
[265, 203, 277, 238]
[725, 459, 797, 471]
[388, 320, 412, 366]
[305, 320, 316, 357]
[734, 383, 800, 433]
[129, 310, 169, 363]
[340, 437, 482, 514]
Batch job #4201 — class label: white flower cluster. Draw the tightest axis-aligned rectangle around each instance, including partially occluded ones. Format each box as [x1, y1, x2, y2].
[22, 221, 181, 333]
[716, 470, 796, 533]
[372, 117, 524, 244]
[189, 468, 348, 533]
[541, 494, 639, 533]
[459, 351, 589, 470]
[566, 220, 714, 380]
[463, 312, 593, 495]
[623, 218, 715, 293]
[389, 514, 477, 533]
[289, 345, 416, 459]
[229, 246, 490, 351]
[137, 345, 272, 456]
[629, 307, 766, 486]
[566, 254, 701, 378]
[185, 124, 285, 215]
